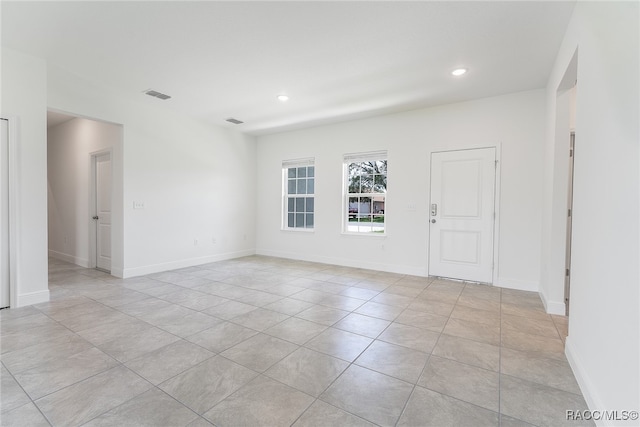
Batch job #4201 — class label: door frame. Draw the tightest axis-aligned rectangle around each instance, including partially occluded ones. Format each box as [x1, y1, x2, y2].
[1, 116, 19, 308]
[89, 148, 113, 271]
[427, 144, 502, 285]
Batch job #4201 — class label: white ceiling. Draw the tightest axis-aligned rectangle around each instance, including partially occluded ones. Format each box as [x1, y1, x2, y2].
[2, 1, 576, 136]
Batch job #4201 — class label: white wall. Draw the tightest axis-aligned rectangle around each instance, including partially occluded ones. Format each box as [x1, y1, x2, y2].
[256, 90, 545, 289]
[0, 48, 49, 306]
[542, 2, 639, 423]
[47, 117, 123, 269]
[47, 65, 257, 278]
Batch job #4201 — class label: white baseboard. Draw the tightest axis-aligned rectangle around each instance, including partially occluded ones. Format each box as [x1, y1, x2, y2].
[15, 289, 50, 307]
[48, 249, 90, 268]
[121, 249, 255, 278]
[539, 290, 566, 315]
[495, 277, 539, 292]
[565, 337, 605, 426]
[255, 248, 428, 277]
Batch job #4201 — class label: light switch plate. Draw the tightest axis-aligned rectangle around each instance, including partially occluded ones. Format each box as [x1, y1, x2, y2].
[133, 201, 145, 209]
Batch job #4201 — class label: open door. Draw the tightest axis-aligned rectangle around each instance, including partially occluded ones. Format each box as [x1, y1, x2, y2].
[429, 147, 496, 283]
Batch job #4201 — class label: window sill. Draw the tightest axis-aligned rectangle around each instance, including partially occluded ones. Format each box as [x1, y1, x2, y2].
[281, 228, 315, 233]
[341, 231, 387, 238]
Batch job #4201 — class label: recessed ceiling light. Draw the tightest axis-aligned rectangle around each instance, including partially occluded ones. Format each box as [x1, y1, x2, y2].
[451, 68, 467, 76]
[277, 94, 289, 102]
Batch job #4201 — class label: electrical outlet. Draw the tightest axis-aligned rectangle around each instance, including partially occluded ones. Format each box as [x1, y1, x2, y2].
[212, 237, 217, 244]
[194, 239, 199, 246]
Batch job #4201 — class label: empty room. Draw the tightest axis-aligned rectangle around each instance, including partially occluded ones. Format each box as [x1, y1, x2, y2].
[1, 1, 638, 426]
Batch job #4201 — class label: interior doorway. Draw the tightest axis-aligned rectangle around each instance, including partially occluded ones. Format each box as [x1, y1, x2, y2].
[47, 111, 122, 278]
[428, 147, 497, 283]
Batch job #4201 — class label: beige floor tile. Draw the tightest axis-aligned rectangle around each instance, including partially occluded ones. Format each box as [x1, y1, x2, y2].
[418, 356, 499, 411]
[418, 289, 461, 304]
[263, 297, 314, 315]
[265, 347, 349, 397]
[500, 375, 592, 427]
[407, 298, 455, 317]
[185, 321, 258, 353]
[159, 355, 258, 414]
[334, 313, 391, 338]
[1, 366, 31, 413]
[305, 328, 373, 362]
[355, 301, 404, 321]
[229, 308, 290, 331]
[502, 313, 560, 339]
[500, 414, 537, 426]
[383, 285, 423, 298]
[153, 311, 223, 338]
[293, 400, 376, 427]
[0, 402, 50, 427]
[159, 288, 229, 311]
[2, 258, 592, 427]
[201, 300, 257, 320]
[460, 284, 501, 302]
[500, 347, 581, 394]
[456, 294, 501, 312]
[1, 333, 93, 374]
[203, 375, 314, 426]
[443, 317, 500, 346]
[340, 287, 381, 301]
[35, 366, 153, 426]
[186, 416, 215, 427]
[378, 322, 440, 353]
[317, 294, 365, 311]
[0, 312, 57, 334]
[395, 309, 448, 332]
[432, 334, 500, 371]
[450, 304, 500, 326]
[501, 302, 551, 321]
[295, 305, 349, 326]
[355, 340, 428, 383]
[125, 340, 214, 385]
[397, 386, 499, 427]
[96, 325, 180, 363]
[264, 317, 327, 345]
[370, 292, 414, 308]
[320, 365, 413, 427]
[83, 388, 199, 426]
[221, 333, 298, 372]
[237, 290, 283, 307]
[14, 347, 118, 399]
[501, 329, 566, 360]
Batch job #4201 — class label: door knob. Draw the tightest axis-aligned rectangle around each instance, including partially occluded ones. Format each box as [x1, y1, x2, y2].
[431, 219, 436, 223]
[92, 216, 99, 220]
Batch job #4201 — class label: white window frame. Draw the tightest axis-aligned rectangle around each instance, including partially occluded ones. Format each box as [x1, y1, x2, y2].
[342, 151, 387, 235]
[282, 158, 315, 232]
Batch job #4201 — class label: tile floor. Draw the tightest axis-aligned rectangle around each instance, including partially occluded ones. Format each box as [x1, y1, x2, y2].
[0, 256, 593, 427]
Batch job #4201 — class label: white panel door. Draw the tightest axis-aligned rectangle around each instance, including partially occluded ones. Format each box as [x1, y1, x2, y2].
[429, 147, 496, 283]
[95, 153, 112, 272]
[0, 119, 9, 308]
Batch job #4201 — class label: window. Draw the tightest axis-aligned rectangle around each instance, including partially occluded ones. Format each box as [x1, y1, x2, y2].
[344, 151, 387, 234]
[283, 158, 315, 230]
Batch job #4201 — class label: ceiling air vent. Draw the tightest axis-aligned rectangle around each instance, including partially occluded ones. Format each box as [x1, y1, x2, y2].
[143, 89, 171, 100]
[225, 118, 244, 125]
